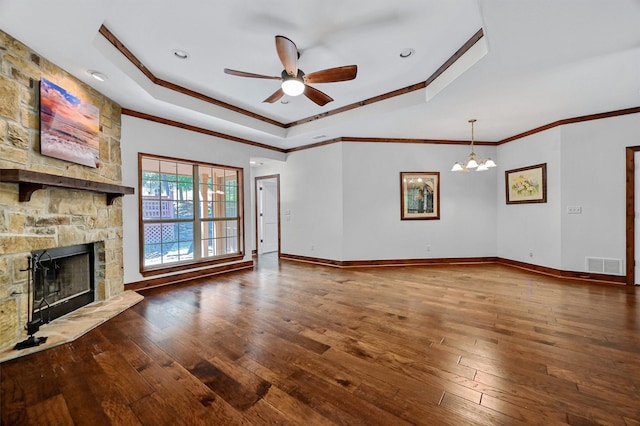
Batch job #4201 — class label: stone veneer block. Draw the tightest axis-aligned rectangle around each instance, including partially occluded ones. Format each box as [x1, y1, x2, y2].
[9, 212, 26, 234]
[20, 108, 38, 130]
[0, 299, 18, 343]
[0, 235, 57, 255]
[0, 75, 20, 120]
[0, 144, 29, 167]
[0, 120, 7, 141]
[8, 122, 29, 148]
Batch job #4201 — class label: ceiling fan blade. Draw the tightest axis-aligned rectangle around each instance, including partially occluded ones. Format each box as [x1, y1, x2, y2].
[263, 88, 285, 103]
[275, 35, 298, 77]
[224, 68, 282, 80]
[304, 85, 333, 106]
[303, 65, 358, 84]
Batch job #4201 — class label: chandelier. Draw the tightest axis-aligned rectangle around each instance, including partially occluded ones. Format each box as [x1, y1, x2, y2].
[451, 119, 496, 172]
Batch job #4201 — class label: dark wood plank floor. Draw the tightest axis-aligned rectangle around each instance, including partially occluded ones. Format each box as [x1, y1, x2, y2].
[2, 255, 640, 425]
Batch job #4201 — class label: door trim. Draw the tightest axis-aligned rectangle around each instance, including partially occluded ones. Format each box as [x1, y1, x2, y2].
[625, 146, 640, 285]
[255, 174, 281, 256]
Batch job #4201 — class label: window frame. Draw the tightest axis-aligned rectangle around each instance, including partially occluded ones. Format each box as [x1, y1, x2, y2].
[138, 153, 244, 276]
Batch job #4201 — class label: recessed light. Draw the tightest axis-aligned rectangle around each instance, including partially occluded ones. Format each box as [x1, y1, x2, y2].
[171, 49, 190, 60]
[312, 134, 326, 140]
[399, 48, 415, 58]
[281, 99, 289, 104]
[87, 70, 108, 82]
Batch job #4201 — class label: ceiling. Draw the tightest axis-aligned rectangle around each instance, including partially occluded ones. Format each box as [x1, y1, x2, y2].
[1, 0, 639, 151]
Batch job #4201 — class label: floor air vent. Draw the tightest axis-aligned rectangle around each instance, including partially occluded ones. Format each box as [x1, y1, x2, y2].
[586, 257, 623, 275]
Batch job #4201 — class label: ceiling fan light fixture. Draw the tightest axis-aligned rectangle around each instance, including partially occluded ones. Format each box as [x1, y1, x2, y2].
[225, 36, 356, 105]
[281, 77, 305, 96]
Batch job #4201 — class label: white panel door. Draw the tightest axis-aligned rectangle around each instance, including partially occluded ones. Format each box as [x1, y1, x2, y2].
[258, 178, 279, 254]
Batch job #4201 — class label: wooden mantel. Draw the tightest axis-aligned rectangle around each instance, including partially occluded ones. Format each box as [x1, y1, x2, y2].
[0, 169, 135, 205]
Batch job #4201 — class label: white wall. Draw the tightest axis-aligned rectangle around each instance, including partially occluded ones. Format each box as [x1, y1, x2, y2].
[341, 142, 497, 260]
[123, 112, 640, 279]
[496, 128, 563, 268]
[496, 113, 640, 275]
[253, 143, 345, 260]
[256, 141, 498, 262]
[559, 114, 640, 273]
[281, 144, 344, 259]
[120, 116, 286, 284]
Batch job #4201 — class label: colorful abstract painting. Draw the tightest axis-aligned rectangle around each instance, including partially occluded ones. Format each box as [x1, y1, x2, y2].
[40, 78, 100, 168]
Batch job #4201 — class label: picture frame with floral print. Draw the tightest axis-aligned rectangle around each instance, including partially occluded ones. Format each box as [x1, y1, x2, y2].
[505, 163, 547, 204]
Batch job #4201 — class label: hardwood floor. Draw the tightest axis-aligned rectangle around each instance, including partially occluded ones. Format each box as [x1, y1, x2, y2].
[2, 255, 640, 425]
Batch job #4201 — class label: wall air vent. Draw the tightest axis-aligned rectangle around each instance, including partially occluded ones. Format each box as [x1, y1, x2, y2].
[586, 257, 623, 275]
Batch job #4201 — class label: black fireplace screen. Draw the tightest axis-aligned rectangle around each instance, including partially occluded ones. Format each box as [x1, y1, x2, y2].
[31, 243, 95, 322]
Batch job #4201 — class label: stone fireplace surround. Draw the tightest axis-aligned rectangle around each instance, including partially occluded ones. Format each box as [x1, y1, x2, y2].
[0, 184, 130, 350]
[0, 29, 131, 350]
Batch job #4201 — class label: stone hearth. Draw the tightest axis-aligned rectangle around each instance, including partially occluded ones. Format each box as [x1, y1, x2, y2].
[0, 290, 143, 363]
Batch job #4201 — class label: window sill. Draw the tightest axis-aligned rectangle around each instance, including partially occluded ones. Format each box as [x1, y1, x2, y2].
[140, 254, 245, 277]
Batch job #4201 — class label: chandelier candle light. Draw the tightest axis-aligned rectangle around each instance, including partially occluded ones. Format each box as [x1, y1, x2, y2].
[451, 119, 496, 172]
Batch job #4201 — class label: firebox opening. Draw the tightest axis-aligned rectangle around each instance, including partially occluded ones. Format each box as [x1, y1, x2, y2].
[31, 243, 95, 324]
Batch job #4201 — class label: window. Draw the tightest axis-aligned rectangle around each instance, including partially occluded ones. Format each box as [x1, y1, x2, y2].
[139, 153, 243, 274]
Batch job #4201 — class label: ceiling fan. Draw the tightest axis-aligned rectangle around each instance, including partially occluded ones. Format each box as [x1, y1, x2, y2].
[224, 35, 357, 106]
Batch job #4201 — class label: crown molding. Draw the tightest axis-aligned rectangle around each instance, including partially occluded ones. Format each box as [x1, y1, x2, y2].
[497, 107, 640, 144]
[123, 106, 640, 154]
[100, 25, 484, 131]
[121, 109, 287, 153]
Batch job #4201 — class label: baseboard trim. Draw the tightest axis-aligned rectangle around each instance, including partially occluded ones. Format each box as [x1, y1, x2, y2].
[279, 253, 498, 268]
[279, 253, 626, 285]
[496, 258, 627, 285]
[125, 260, 255, 291]
[124, 255, 626, 290]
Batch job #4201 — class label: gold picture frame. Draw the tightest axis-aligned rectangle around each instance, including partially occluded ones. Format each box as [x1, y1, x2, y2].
[400, 172, 440, 220]
[505, 163, 547, 204]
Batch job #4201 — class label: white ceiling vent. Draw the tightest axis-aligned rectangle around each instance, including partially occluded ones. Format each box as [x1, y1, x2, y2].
[586, 257, 623, 275]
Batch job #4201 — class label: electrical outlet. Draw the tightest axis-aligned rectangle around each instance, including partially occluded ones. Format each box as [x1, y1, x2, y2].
[567, 206, 582, 214]
[426, 245, 431, 252]
[311, 245, 314, 251]
[529, 249, 534, 258]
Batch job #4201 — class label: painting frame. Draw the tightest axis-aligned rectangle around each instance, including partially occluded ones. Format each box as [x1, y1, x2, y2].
[400, 171, 440, 220]
[505, 163, 547, 204]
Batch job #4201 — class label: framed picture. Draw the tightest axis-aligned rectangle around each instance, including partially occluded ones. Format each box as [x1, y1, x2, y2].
[40, 78, 100, 168]
[505, 163, 547, 204]
[400, 172, 440, 220]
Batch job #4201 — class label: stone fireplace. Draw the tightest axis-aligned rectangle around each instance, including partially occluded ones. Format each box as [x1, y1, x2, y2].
[0, 29, 127, 350]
